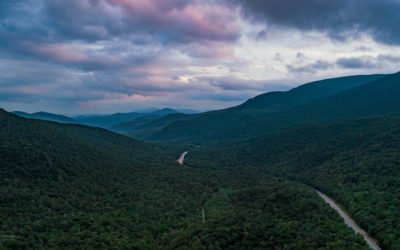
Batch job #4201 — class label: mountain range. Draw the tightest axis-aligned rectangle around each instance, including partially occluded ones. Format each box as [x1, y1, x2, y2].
[2, 71, 400, 249]
[12, 111, 77, 124]
[145, 73, 400, 144]
[0, 109, 367, 249]
[12, 108, 195, 129]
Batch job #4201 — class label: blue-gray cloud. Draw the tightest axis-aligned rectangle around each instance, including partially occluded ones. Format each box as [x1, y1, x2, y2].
[287, 60, 333, 74]
[235, 0, 400, 45]
[287, 54, 400, 74]
[336, 57, 378, 69]
[336, 55, 400, 69]
[0, 0, 254, 113]
[1, 0, 400, 113]
[0, 0, 241, 66]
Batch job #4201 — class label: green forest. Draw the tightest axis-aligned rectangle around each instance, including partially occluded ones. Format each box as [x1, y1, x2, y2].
[2, 0, 400, 248]
[2, 72, 400, 249]
[188, 118, 400, 249]
[0, 110, 369, 249]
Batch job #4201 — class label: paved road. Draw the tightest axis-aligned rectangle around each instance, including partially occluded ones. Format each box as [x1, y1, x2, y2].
[177, 151, 188, 165]
[316, 190, 381, 250]
[176, 151, 381, 249]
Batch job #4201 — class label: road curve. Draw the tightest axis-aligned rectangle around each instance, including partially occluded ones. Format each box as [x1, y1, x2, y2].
[176, 151, 381, 249]
[316, 190, 381, 250]
[177, 151, 188, 165]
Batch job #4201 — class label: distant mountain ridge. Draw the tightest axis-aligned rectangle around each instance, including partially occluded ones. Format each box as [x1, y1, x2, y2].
[111, 112, 190, 138]
[74, 108, 183, 128]
[239, 74, 385, 110]
[12, 108, 188, 129]
[11, 73, 397, 143]
[12, 111, 77, 124]
[145, 73, 391, 143]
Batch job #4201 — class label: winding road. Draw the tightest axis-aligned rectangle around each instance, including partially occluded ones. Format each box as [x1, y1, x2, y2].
[177, 151, 381, 250]
[316, 190, 381, 250]
[177, 151, 188, 165]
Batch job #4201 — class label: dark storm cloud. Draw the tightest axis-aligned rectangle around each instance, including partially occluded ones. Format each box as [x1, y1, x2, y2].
[235, 0, 400, 44]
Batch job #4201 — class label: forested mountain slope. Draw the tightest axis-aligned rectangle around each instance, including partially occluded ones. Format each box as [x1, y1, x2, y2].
[114, 74, 383, 140]
[149, 73, 399, 144]
[240, 74, 384, 110]
[13, 111, 77, 124]
[112, 112, 191, 139]
[0, 109, 368, 249]
[74, 111, 148, 128]
[188, 117, 400, 249]
[75, 108, 181, 128]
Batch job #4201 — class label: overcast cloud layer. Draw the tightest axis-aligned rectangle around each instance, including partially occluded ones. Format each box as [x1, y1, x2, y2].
[1, 0, 400, 114]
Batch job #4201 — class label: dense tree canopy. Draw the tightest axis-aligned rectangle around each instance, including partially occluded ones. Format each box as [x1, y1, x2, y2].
[189, 118, 400, 249]
[0, 110, 369, 249]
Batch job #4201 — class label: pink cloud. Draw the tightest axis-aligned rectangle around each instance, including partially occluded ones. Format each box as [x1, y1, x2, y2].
[28, 43, 88, 63]
[20, 41, 133, 70]
[46, 0, 241, 43]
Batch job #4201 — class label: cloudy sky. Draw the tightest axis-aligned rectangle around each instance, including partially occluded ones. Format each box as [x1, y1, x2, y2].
[1, 0, 400, 114]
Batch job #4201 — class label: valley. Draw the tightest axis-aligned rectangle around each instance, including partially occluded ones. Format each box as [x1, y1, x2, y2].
[2, 1, 400, 248]
[2, 72, 400, 249]
[0, 110, 369, 249]
[180, 150, 383, 250]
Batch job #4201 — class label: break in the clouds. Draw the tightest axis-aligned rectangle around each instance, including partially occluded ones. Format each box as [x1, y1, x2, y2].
[1, 0, 400, 114]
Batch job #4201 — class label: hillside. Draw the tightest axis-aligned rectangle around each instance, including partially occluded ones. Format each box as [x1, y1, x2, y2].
[240, 74, 384, 110]
[13, 111, 77, 124]
[111, 112, 191, 138]
[148, 73, 399, 144]
[0, 109, 368, 249]
[188, 117, 400, 249]
[75, 108, 181, 128]
[12, 109, 183, 131]
[115, 74, 382, 140]
[74, 112, 145, 128]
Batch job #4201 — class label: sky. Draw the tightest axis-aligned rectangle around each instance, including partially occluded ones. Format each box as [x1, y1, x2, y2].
[1, 0, 400, 114]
